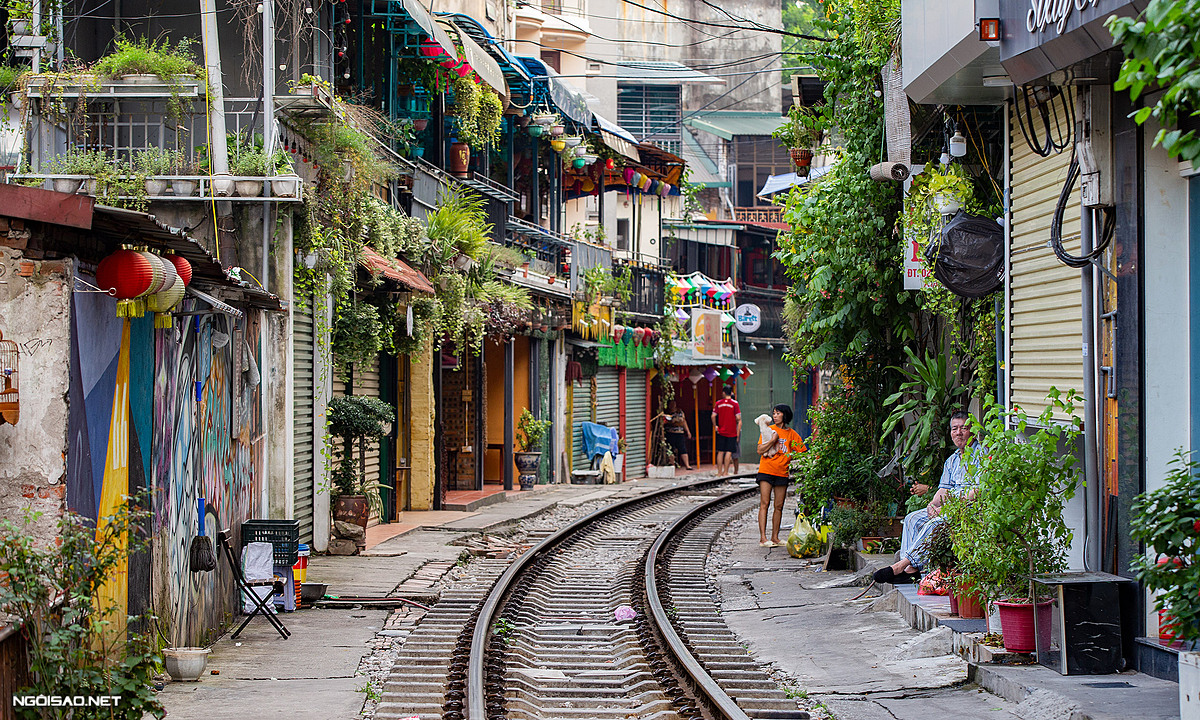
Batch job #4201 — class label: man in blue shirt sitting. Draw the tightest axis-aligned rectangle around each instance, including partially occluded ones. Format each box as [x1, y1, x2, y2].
[873, 409, 981, 584]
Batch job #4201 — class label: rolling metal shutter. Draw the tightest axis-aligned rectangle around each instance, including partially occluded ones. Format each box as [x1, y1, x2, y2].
[1009, 113, 1083, 423]
[595, 366, 622, 430]
[571, 380, 592, 471]
[292, 298, 315, 544]
[625, 369, 647, 479]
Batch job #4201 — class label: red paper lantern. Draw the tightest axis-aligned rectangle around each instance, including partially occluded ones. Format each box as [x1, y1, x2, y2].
[164, 253, 192, 287]
[96, 249, 156, 317]
[633, 327, 646, 346]
[606, 157, 615, 169]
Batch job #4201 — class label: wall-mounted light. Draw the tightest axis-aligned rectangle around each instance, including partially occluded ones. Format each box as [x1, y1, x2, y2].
[979, 18, 1001, 42]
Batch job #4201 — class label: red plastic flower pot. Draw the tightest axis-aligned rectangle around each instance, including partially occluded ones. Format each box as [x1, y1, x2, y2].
[995, 600, 1053, 653]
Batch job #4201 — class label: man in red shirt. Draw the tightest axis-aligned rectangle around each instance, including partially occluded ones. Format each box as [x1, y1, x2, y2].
[711, 385, 741, 476]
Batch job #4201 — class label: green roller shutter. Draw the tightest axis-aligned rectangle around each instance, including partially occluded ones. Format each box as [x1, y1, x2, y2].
[292, 298, 315, 544]
[625, 369, 647, 479]
[572, 378, 593, 471]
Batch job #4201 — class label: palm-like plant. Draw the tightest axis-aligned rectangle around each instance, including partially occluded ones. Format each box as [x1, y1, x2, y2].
[880, 346, 969, 490]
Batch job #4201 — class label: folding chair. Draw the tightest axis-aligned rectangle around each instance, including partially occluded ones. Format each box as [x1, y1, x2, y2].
[217, 531, 290, 640]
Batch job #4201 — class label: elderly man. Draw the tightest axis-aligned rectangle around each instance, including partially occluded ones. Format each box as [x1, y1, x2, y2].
[873, 409, 980, 584]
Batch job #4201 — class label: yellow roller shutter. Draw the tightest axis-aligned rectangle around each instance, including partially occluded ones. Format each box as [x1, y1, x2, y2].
[1008, 109, 1083, 424]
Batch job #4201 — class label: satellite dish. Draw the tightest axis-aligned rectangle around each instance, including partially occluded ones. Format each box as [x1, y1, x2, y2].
[924, 211, 1004, 298]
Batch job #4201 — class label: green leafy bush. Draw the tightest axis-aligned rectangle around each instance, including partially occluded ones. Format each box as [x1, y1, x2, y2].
[93, 35, 202, 79]
[0, 497, 165, 719]
[516, 408, 552, 453]
[1130, 448, 1200, 643]
[880, 346, 969, 487]
[1108, 0, 1200, 168]
[328, 394, 396, 515]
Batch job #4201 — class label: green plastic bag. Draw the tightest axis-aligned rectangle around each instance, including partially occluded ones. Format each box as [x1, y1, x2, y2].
[787, 514, 823, 558]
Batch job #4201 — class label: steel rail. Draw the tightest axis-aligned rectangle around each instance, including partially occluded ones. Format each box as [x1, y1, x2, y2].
[645, 486, 758, 720]
[465, 473, 753, 720]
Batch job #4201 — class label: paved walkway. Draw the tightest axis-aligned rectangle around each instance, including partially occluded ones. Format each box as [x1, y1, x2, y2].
[158, 478, 1182, 720]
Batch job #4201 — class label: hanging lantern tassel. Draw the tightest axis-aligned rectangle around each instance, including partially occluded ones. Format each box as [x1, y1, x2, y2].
[148, 273, 186, 328]
[96, 248, 156, 319]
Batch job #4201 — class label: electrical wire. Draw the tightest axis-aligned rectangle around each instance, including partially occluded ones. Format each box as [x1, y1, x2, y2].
[619, 0, 830, 40]
[1014, 80, 1073, 157]
[1049, 150, 1114, 269]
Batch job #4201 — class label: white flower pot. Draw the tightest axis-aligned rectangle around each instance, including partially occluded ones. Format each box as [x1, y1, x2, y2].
[1182, 651, 1199, 720]
[144, 178, 168, 196]
[120, 74, 161, 84]
[271, 175, 299, 198]
[171, 179, 198, 197]
[9, 19, 31, 35]
[211, 173, 234, 197]
[163, 647, 210, 682]
[235, 179, 263, 197]
[933, 193, 962, 216]
[53, 177, 81, 194]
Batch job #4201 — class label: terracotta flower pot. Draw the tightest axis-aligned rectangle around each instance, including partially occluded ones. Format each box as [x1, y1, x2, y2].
[995, 600, 1053, 653]
[955, 588, 985, 618]
[790, 147, 813, 169]
[449, 141, 470, 178]
[332, 494, 369, 549]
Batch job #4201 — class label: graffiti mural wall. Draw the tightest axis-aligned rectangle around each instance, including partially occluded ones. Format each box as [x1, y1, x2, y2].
[68, 283, 264, 647]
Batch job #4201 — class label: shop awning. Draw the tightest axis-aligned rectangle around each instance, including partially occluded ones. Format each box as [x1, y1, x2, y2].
[445, 20, 506, 97]
[439, 13, 532, 99]
[667, 349, 753, 366]
[396, 0, 457, 59]
[756, 166, 833, 197]
[662, 223, 738, 247]
[685, 111, 787, 141]
[592, 112, 639, 162]
[519, 56, 593, 127]
[360, 246, 435, 294]
[614, 61, 724, 86]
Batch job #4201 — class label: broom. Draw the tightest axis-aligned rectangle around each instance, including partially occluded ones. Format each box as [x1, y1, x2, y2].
[190, 497, 217, 572]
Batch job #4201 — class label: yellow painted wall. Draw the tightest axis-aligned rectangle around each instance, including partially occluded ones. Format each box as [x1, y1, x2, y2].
[483, 337, 532, 482]
[408, 342, 435, 509]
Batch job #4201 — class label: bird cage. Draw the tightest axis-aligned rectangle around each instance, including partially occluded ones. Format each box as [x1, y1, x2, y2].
[0, 329, 18, 425]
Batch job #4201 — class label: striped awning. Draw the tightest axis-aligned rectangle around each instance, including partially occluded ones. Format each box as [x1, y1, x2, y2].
[399, 0, 456, 59]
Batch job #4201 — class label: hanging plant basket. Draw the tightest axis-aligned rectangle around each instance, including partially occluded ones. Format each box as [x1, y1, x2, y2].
[790, 147, 813, 170]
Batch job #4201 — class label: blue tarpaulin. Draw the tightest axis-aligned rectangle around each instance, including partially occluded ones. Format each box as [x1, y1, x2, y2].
[580, 421, 619, 462]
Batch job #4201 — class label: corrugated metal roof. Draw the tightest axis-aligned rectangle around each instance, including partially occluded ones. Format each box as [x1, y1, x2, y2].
[680, 132, 725, 187]
[360, 246, 435, 294]
[614, 61, 724, 86]
[685, 111, 787, 140]
[90, 205, 282, 310]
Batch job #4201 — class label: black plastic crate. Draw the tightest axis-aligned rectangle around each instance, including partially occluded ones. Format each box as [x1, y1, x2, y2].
[241, 519, 300, 567]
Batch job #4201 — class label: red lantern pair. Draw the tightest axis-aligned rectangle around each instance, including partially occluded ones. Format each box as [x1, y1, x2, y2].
[95, 248, 192, 322]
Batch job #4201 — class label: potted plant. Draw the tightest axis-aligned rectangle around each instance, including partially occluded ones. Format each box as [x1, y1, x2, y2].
[171, 153, 201, 197]
[1129, 448, 1200, 717]
[133, 147, 178, 196]
[229, 144, 270, 196]
[514, 408, 551, 491]
[92, 36, 204, 124]
[772, 105, 824, 174]
[45, 148, 107, 194]
[5, 0, 32, 35]
[946, 390, 1082, 653]
[270, 148, 300, 198]
[327, 394, 396, 545]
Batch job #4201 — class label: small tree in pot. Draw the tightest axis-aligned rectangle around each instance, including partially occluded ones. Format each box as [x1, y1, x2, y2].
[328, 395, 395, 540]
[514, 408, 551, 491]
[949, 390, 1082, 652]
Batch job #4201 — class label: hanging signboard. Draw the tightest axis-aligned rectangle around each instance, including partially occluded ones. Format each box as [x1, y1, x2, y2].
[691, 309, 723, 360]
[903, 234, 934, 290]
[734, 303, 761, 334]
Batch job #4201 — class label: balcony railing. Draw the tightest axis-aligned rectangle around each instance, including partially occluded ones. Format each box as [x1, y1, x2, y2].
[733, 206, 785, 225]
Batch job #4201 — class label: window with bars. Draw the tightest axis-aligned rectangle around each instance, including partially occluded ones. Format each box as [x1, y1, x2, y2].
[617, 83, 682, 146]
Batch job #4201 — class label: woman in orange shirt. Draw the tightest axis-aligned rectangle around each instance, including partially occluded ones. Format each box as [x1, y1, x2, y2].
[756, 404, 806, 547]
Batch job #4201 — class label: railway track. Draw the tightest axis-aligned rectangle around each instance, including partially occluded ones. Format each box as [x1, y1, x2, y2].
[377, 477, 807, 720]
